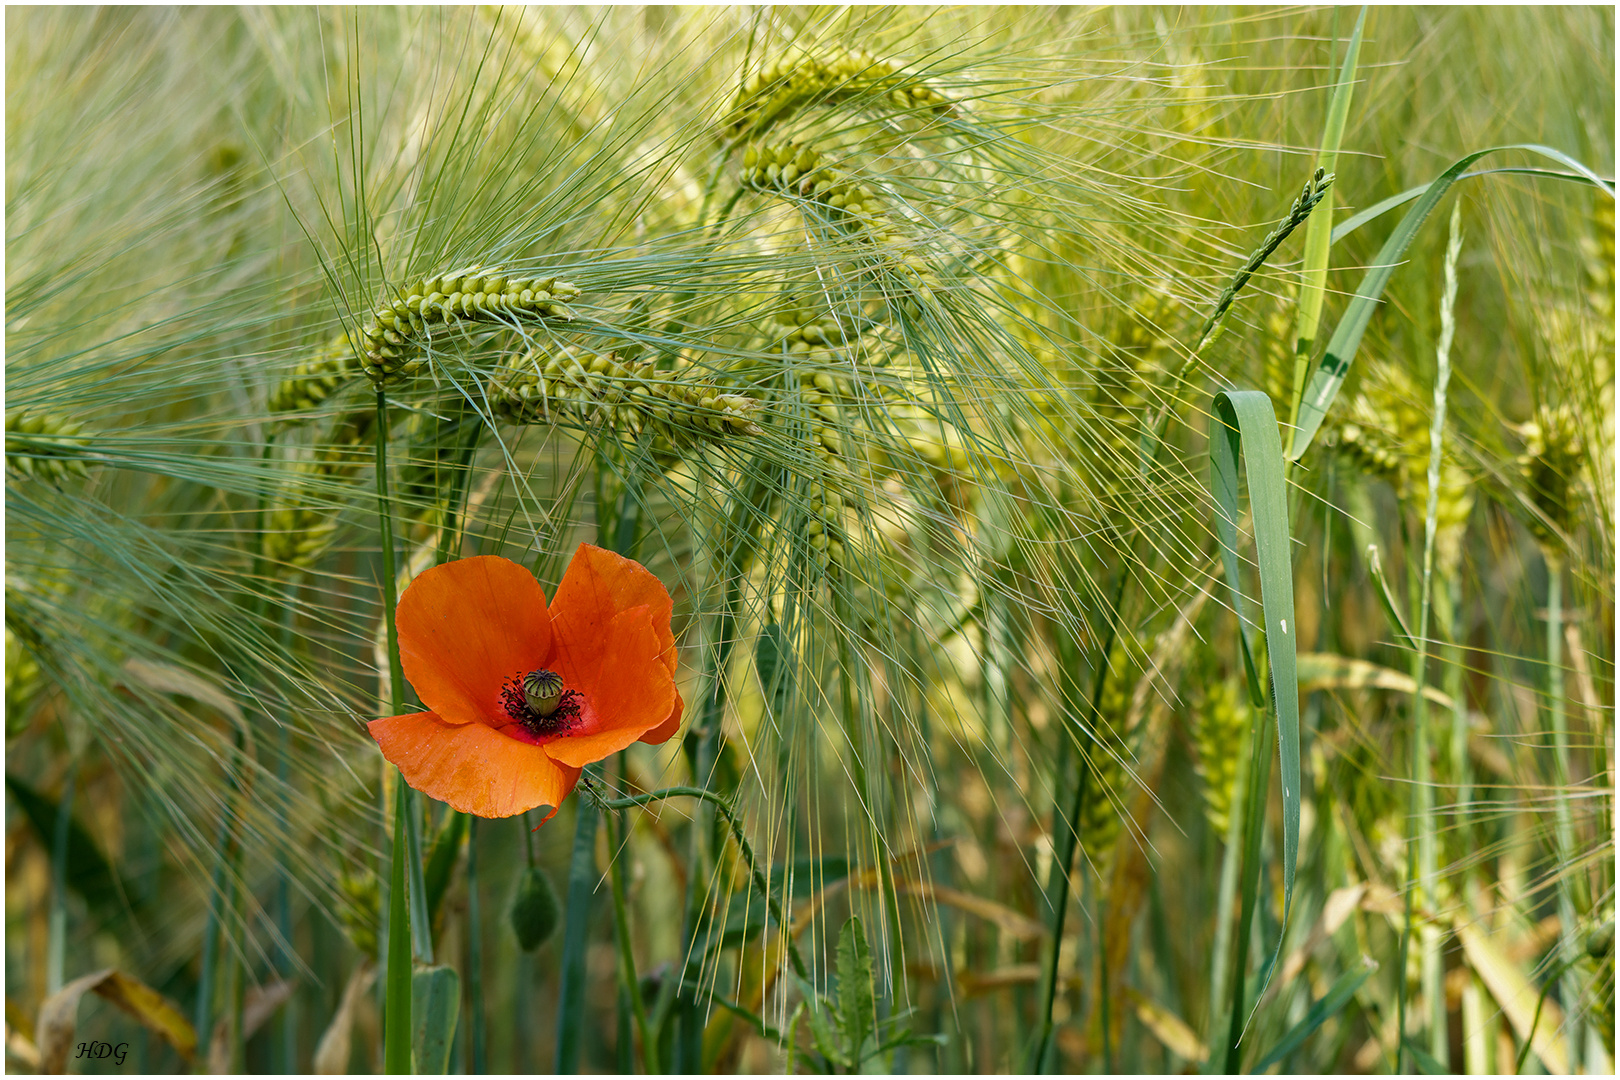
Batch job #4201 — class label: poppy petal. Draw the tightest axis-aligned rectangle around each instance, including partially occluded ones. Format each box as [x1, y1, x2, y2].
[551, 542, 677, 678]
[395, 556, 553, 726]
[639, 694, 683, 746]
[544, 607, 677, 769]
[370, 711, 580, 820]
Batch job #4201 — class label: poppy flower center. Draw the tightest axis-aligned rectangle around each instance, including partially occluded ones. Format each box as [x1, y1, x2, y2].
[500, 669, 583, 737]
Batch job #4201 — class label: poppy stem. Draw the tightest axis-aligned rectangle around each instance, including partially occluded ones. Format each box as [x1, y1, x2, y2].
[601, 786, 809, 981]
[606, 770, 655, 1071]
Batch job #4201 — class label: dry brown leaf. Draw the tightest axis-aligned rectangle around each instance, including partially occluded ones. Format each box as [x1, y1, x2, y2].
[6, 1024, 42, 1071]
[208, 978, 296, 1073]
[314, 962, 376, 1075]
[1122, 985, 1208, 1063]
[37, 968, 195, 1073]
[1456, 919, 1569, 1074]
[120, 658, 244, 726]
[1297, 652, 1455, 708]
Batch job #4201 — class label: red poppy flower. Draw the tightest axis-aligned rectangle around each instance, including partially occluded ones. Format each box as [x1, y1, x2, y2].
[368, 544, 682, 820]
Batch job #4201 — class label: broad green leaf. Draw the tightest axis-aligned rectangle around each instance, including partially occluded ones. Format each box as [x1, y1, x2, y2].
[1290, 144, 1615, 459]
[411, 964, 461, 1074]
[836, 916, 876, 1069]
[770, 854, 851, 899]
[1209, 389, 1301, 957]
[1249, 957, 1376, 1072]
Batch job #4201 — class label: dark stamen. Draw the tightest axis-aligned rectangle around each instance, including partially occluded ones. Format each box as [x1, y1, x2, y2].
[502, 673, 582, 737]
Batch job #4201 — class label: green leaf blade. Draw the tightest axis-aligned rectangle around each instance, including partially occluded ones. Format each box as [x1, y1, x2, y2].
[1209, 389, 1301, 969]
[1293, 6, 1366, 354]
[1291, 144, 1614, 459]
[836, 916, 876, 1070]
[1250, 958, 1377, 1073]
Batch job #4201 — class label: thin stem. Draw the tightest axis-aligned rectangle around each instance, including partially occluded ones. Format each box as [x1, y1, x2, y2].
[274, 595, 298, 1073]
[832, 576, 904, 1010]
[602, 786, 809, 981]
[1205, 716, 1254, 1062]
[1028, 569, 1126, 1072]
[1546, 554, 1585, 1069]
[375, 391, 405, 715]
[47, 760, 76, 997]
[1223, 703, 1275, 1073]
[607, 774, 655, 1072]
[384, 783, 412, 1074]
[374, 388, 414, 1073]
[466, 817, 487, 1074]
[554, 798, 601, 1074]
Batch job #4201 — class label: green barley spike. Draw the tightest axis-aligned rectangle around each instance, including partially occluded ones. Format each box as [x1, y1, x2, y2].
[5, 409, 95, 483]
[354, 268, 583, 387]
[723, 49, 953, 145]
[1194, 677, 1252, 837]
[1517, 402, 1586, 545]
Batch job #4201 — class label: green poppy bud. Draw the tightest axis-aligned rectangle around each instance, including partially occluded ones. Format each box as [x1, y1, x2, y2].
[509, 865, 560, 951]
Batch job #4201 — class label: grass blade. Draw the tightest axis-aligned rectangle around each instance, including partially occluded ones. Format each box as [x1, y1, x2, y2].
[1292, 6, 1366, 361]
[1211, 390, 1301, 921]
[1330, 166, 1610, 246]
[412, 964, 461, 1074]
[1290, 144, 1614, 459]
[1249, 957, 1377, 1073]
[1364, 544, 1418, 649]
[1209, 389, 1302, 1062]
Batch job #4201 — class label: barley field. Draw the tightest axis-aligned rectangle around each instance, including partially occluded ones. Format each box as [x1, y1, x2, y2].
[4, 6, 1614, 1075]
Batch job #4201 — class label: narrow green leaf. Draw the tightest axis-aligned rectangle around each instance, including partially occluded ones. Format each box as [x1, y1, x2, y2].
[1249, 958, 1377, 1072]
[1209, 389, 1301, 968]
[1210, 406, 1269, 712]
[405, 791, 433, 963]
[1330, 166, 1610, 247]
[1364, 544, 1418, 649]
[1224, 697, 1275, 1073]
[422, 809, 467, 933]
[1293, 7, 1366, 354]
[1290, 144, 1614, 459]
[411, 964, 461, 1074]
[6, 773, 137, 929]
[707, 993, 787, 1044]
[553, 802, 600, 1073]
[837, 916, 876, 1069]
[1404, 1036, 1449, 1075]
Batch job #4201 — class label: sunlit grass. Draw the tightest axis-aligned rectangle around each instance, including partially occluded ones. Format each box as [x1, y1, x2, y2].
[5, 6, 1612, 1075]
